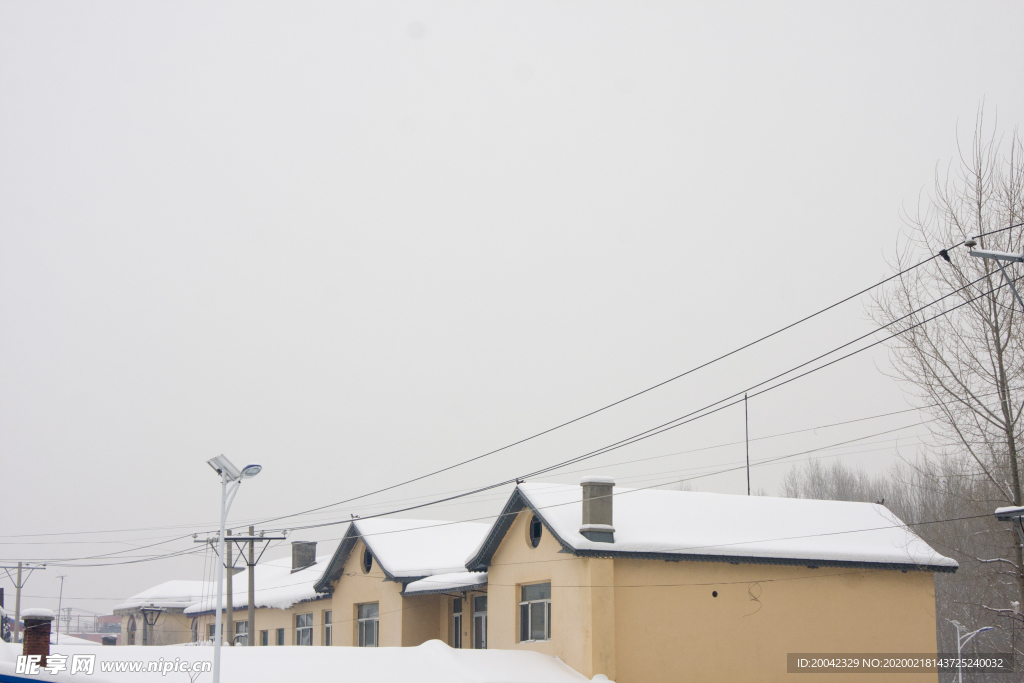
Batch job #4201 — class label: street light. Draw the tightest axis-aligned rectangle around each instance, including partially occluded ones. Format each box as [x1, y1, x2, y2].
[139, 605, 164, 647]
[962, 237, 1024, 312]
[948, 619, 994, 683]
[207, 455, 261, 683]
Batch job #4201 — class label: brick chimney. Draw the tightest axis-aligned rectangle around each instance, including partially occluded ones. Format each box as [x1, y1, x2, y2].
[291, 541, 317, 573]
[580, 476, 615, 543]
[22, 608, 54, 668]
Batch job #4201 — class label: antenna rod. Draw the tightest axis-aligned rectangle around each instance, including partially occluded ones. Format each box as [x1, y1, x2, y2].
[745, 393, 750, 496]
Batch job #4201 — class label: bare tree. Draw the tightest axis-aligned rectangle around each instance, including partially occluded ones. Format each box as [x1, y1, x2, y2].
[873, 107, 1024, 595]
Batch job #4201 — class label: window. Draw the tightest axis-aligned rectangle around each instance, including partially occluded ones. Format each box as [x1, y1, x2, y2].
[324, 611, 332, 646]
[529, 515, 543, 548]
[235, 620, 248, 646]
[126, 616, 136, 645]
[472, 595, 487, 649]
[452, 598, 462, 649]
[190, 618, 198, 643]
[519, 583, 551, 642]
[362, 547, 373, 574]
[260, 630, 268, 646]
[208, 624, 216, 641]
[357, 603, 379, 647]
[296, 613, 313, 646]
[276, 628, 285, 646]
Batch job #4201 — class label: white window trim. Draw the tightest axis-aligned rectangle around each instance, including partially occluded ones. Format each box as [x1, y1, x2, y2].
[295, 613, 313, 646]
[519, 584, 552, 643]
[324, 611, 333, 646]
[357, 604, 379, 647]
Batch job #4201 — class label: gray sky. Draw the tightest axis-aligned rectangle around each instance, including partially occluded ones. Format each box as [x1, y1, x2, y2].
[2, 1, 1023, 618]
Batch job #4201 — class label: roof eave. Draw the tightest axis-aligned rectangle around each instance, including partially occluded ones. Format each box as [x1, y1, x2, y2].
[401, 581, 488, 598]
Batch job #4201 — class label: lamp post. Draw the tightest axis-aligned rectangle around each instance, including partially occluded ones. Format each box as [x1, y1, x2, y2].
[139, 605, 164, 647]
[206, 456, 262, 683]
[948, 619, 993, 683]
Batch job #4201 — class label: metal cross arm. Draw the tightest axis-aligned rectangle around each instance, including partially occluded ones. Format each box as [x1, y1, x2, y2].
[969, 248, 1024, 263]
[193, 534, 286, 568]
[227, 536, 286, 568]
[995, 506, 1024, 546]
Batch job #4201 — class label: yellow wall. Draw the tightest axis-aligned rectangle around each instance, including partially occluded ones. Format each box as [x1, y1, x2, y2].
[486, 509, 940, 683]
[191, 599, 333, 646]
[326, 537, 449, 648]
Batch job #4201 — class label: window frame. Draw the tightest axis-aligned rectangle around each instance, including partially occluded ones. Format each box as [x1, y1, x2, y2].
[276, 628, 285, 646]
[234, 619, 248, 646]
[357, 602, 379, 647]
[324, 610, 333, 646]
[472, 595, 487, 650]
[295, 613, 313, 646]
[452, 598, 462, 649]
[260, 630, 268, 646]
[528, 515, 543, 548]
[518, 582, 552, 643]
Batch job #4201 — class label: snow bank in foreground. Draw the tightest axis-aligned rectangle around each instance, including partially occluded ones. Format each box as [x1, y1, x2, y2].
[0, 639, 593, 683]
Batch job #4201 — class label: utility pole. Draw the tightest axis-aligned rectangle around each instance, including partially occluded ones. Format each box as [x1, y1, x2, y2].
[55, 575, 67, 645]
[225, 530, 233, 646]
[745, 393, 751, 496]
[193, 528, 284, 651]
[1, 562, 46, 643]
[247, 526, 255, 647]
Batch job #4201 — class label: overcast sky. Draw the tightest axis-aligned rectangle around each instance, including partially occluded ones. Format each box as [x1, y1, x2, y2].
[2, 1, 1023, 618]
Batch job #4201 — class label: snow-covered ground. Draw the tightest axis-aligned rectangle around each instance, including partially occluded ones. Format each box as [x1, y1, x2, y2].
[0, 640, 595, 683]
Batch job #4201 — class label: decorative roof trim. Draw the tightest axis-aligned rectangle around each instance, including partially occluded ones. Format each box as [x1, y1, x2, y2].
[313, 522, 405, 594]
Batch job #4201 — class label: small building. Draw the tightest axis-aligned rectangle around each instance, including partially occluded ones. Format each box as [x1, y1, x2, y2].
[113, 580, 209, 646]
[465, 478, 957, 682]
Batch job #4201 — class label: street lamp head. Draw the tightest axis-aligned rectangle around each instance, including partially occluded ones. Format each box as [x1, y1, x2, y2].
[965, 238, 978, 248]
[240, 463, 262, 479]
[140, 605, 165, 627]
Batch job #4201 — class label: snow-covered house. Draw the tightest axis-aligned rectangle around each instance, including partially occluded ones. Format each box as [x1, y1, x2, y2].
[464, 478, 957, 682]
[113, 580, 210, 646]
[312, 518, 490, 648]
[185, 544, 334, 647]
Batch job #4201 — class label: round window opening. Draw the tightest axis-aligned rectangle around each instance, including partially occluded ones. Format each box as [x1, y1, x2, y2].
[712, 591, 718, 598]
[362, 547, 373, 574]
[529, 515, 543, 548]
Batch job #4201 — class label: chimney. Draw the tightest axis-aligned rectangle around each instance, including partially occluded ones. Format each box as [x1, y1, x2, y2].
[291, 541, 317, 573]
[22, 608, 54, 668]
[580, 476, 615, 543]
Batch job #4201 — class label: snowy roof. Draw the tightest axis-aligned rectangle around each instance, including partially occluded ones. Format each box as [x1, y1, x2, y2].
[185, 550, 334, 615]
[467, 482, 957, 572]
[113, 580, 212, 613]
[0, 640, 589, 683]
[315, 518, 491, 592]
[403, 572, 488, 596]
